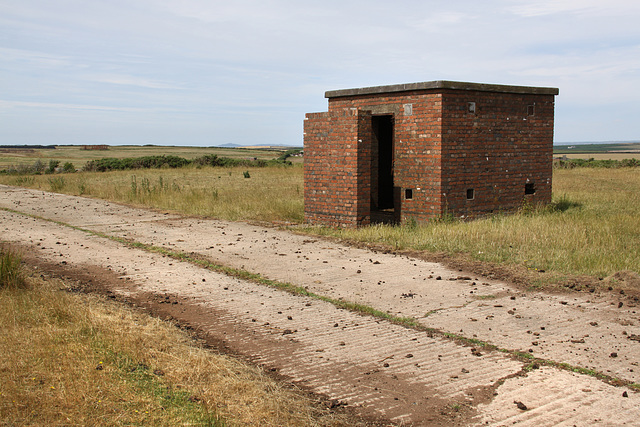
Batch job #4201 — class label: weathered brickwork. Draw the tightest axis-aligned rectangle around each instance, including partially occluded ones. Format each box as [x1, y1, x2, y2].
[304, 81, 558, 228]
[304, 109, 368, 227]
[440, 90, 555, 217]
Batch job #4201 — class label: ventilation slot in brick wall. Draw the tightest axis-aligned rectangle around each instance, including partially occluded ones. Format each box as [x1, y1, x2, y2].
[525, 183, 536, 194]
[405, 188, 413, 200]
[527, 103, 535, 116]
[466, 188, 475, 200]
[468, 102, 476, 114]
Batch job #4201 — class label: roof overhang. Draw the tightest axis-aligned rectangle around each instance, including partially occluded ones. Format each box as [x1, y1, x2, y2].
[325, 80, 559, 99]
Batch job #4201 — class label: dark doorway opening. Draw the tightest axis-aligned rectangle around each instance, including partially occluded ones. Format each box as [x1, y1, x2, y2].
[371, 115, 396, 224]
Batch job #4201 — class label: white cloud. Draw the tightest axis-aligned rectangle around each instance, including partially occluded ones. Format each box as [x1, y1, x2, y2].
[85, 74, 184, 90]
[508, 0, 639, 17]
[0, 47, 71, 68]
[0, 99, 172, 113]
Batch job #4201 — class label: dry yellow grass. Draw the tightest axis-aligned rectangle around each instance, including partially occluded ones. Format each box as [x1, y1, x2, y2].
[0, 250, 358, 426]
[2, 165, 304, 223]
[1, 163, 638, 282]
[559, 152, 640, 160]
[310, 168, 640, 281]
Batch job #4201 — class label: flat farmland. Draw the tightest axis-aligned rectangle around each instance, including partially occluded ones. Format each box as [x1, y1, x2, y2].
[559, 152, 640, 160]
[554, 141, 640, 160]
[0, 145, 297, 170]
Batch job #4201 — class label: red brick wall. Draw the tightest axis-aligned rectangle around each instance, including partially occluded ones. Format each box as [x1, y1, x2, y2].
[440, 90, 554, 217]
[393, 93, 444, 223]
[304, 109, 372, 227]
[327, 92, 445, 223]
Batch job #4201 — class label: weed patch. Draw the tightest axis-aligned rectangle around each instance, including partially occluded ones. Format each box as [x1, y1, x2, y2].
[0, 246, 26, 290]
[48, 176, 65, 192]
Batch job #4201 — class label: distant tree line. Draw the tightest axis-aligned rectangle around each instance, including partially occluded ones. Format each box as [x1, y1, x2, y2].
[554, 158, 639, 169]
[0, 159, 75, 175]
[1, 153, 295, 175]
[0, 145, 56, 149]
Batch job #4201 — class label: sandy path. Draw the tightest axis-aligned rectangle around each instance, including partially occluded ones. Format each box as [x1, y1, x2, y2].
[1, 185, 639, 425]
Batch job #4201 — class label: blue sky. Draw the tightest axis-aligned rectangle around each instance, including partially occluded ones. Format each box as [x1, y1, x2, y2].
[1, 0, 639, 146]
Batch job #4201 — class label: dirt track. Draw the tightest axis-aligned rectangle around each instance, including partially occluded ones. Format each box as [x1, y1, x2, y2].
[1, 185, 639, 426]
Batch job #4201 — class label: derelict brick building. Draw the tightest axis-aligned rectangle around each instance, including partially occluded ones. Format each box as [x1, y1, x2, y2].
[303, 80, 559, 227]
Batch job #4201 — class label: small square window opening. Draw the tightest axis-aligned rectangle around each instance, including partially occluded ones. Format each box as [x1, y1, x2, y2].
[525, 183, 536, 194]
[405, 188, 413, 200]
[466, 188, 475, 200]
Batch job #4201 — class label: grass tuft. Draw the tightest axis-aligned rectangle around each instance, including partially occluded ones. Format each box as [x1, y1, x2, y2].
[0, 246, 27, 290]
[48, 176, 65, 192]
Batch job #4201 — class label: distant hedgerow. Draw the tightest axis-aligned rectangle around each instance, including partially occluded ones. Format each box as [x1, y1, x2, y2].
[83, 154, 291, 172]
[554, 158, 639, 169]
[83, 155, 191, 172]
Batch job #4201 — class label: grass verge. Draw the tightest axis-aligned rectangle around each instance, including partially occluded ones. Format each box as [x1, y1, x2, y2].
[305, 168, 640, 288]
[0, 246, 361, 426]
[1, 166, 637, 288]
[1, 165, 304, 223]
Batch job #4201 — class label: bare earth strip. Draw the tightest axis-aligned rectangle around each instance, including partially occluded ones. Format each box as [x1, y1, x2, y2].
[1, 185, 639, 425]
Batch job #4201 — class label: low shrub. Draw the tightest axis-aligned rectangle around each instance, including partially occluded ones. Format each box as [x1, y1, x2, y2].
[63, 162, 76, 173]
[83, 155, 191, 172]
[47, 160, 60, 174]
[83, 154, 291, 173]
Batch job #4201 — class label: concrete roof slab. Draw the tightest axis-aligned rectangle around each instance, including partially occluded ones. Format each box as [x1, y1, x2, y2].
[325, 80, 559, 98]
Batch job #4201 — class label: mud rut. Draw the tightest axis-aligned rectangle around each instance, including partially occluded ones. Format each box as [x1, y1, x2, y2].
[1, 185, 639, 426]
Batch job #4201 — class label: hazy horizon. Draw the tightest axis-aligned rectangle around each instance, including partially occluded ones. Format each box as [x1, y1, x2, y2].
[2, 139, 640, 149]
